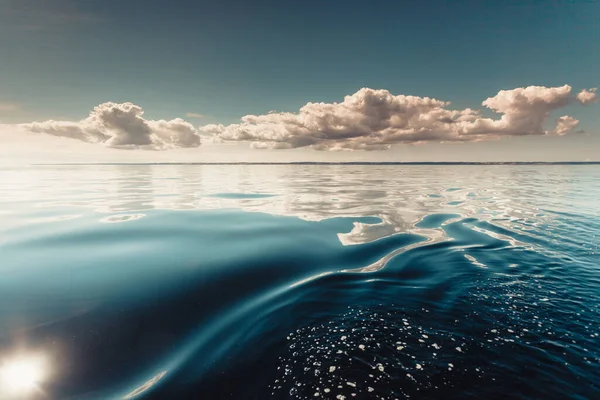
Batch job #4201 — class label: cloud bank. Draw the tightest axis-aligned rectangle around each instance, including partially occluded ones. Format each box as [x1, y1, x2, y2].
[22, 102, 201, 150]
[16, 85, 597, 151]
[200, 85, 597, 151]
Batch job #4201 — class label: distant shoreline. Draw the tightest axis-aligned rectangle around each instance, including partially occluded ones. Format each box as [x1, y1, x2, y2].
[30, 162, 600, 166]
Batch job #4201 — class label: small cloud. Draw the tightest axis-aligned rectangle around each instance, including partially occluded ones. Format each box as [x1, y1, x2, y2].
[185, 112, 205, 119]
[553, 115, 580, 136]
[576, 88, 598, 105]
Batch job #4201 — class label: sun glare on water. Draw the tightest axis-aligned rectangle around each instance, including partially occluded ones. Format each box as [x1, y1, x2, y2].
[0, 355, 47, 398]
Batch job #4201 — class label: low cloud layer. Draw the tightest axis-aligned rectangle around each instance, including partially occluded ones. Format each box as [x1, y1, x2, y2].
[200, 85, 597, 151]
[16, 85, 597, 151]
[23, 102, 201, 150]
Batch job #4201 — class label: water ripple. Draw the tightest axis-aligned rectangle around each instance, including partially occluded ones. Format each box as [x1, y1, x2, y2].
[0, 164, 598, 399]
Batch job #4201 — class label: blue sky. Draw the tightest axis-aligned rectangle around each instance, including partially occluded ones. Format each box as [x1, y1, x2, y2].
[0, 0, 598, 162]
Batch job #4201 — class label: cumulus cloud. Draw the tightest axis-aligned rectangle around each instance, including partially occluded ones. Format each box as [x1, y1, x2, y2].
[576, 88, 597, 105]
[553, 116, 580, 136]
[22, 102, 201, 150]
[200, 85, 595, 151]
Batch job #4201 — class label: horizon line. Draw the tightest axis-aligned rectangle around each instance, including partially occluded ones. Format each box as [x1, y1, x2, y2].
[28, 161, 600, 166]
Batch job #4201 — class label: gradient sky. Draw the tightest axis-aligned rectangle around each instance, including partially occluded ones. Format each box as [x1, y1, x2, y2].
[0, 0, 599, 163]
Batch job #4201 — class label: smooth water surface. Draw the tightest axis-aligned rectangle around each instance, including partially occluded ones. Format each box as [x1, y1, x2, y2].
[0, 164, 599, 399]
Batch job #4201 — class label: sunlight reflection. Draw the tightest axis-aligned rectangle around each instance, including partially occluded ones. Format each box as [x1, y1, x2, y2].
[0, 354, 48, 398]
[100, 213, 146, 223]
[123, 371, 167, 399]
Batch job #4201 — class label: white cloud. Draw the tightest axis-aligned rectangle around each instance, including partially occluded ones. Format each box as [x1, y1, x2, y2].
[200, 85, 595, 151]
[185, 112, 205, 119]
[576, 88, 598, 105]
[22, 102, 201, 150]
[553, 116, 580, 136]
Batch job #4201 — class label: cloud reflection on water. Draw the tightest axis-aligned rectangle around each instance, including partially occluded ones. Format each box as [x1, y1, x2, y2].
[2, 164, 596, 247]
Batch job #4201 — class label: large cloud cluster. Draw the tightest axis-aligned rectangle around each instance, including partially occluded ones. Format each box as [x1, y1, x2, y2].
[200, 85, 596, 151]
[23, 102, 201, 150]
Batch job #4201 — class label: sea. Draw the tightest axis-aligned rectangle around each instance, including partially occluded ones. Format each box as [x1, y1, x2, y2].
[0, 164, 599, 399]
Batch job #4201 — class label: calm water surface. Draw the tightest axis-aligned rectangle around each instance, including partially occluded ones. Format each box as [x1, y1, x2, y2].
[0, 165, 599, 399]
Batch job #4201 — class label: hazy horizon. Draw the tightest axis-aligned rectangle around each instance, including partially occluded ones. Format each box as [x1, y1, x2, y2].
[23, 161, 600, 166]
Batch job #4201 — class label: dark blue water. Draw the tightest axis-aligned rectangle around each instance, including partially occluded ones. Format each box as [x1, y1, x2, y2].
[0, 165, 598, 399]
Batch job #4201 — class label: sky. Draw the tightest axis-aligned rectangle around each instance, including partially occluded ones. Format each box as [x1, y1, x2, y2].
[0, 0, 599, 163]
